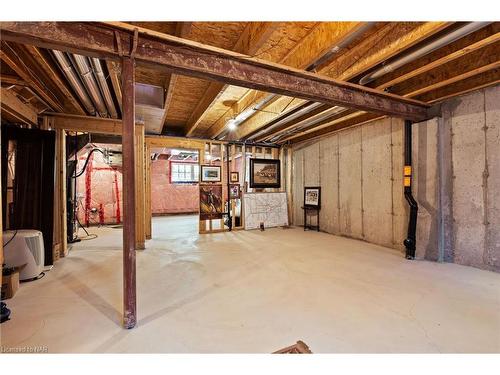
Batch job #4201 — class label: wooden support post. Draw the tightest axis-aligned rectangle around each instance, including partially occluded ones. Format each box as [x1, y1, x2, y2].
[231, 145, 240, 229]
[145, 144, 152, 240]
[55, 129, 68, 257]
[121, 56, 137, 329]
[285, 146, 293, 225]
[220, 143, 225, 230]
[272, 147, 279, 193]
[135, 123, 146, 250]
[251, 146, 256, 193]
[198, 144, 205, 234]
[0, 132, 3, 272]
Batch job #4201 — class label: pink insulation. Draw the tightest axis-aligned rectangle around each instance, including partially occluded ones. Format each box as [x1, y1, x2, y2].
[75, 145, 199, 226]
[151, 159, 198, 215]
[75, 146, 123, 226]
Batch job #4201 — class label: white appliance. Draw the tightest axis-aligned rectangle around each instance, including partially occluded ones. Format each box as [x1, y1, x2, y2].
[3, 230, 45, 281]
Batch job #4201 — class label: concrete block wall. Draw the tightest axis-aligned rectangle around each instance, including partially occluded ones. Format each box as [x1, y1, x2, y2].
[291, 83, 500, 272]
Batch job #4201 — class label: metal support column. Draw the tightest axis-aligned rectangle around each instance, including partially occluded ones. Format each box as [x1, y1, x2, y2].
[121, 56, 137, 328]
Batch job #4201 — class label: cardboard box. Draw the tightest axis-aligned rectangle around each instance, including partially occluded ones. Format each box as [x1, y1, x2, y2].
[1, 270, 20, 300]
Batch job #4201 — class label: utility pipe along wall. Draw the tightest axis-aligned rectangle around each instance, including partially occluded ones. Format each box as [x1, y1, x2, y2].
[403, 120, 418, 259]
[290, 83, 500, 272]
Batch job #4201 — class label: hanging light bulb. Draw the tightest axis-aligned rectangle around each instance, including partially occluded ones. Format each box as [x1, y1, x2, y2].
[227, 118, 237, 131]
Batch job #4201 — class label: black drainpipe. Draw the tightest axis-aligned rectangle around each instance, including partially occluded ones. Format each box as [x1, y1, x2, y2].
[403, 120, 418, 259]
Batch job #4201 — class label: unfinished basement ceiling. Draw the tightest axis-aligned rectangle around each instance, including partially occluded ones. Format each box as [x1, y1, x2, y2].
[1, 22, 498, 141]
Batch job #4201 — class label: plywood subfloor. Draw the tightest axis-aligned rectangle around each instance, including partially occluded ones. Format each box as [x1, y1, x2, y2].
[1, 216, 499, 353]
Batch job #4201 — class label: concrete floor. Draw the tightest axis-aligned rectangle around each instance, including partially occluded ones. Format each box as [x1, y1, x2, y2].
[1, 215, 499, 353]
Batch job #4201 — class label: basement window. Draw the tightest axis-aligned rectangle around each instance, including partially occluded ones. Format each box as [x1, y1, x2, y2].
[170, 162, 199, 183]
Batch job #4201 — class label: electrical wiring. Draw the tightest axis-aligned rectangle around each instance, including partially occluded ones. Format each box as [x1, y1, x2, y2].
[72, 148, 105, 178]
[2, 230, 18, 248]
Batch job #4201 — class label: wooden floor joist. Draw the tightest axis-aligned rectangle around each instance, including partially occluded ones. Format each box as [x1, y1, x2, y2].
[184, 21, 279, 136]
[207, 21, 368, 139]
[375, 32, 500, 90]
[0, 41, 65, 112]
[229, 22, 449, 141]
[0, 22, 430, 122]
[159, 22, 192, 134]
[1, 74, 29, 86]
[23, 45, 86, 115]
[1, 87, 38, 125]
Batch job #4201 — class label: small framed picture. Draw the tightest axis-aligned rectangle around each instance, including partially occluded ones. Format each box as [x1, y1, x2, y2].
[230, 171, 239, 183]
[304, 187, 321, 208]
[229, 184, 241, 199]
[200, 165, 221, 182]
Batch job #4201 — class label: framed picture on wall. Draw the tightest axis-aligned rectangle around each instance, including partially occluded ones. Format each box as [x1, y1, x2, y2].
[249, 158, 281, 188]
[200, 165, 221, 182]
[199, 184, 223, 220]
[229, 184, 241, 199]
[304, 187, 321, 208]
[230, 171, 239, 183]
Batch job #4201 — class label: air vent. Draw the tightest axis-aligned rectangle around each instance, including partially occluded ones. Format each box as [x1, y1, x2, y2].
[25, 236, 43, 266]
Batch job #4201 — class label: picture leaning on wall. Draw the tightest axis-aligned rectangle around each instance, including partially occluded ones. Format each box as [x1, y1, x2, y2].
[199, 184, 223, 220]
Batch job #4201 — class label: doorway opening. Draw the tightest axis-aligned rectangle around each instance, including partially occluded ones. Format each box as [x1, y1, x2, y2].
[149, 147, 199, 239]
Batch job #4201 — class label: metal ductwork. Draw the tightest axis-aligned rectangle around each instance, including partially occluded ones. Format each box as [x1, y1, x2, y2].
[72, 54, 109, 117]
[217, 94, 277, 140]
[91, 58, 119, 118]
[259, 22, 492, 142]
[269, 106, 348, 142]
[52, 50, 96, 116]
[359, 22, 491, 86]
[228, 22, 376, 141]
[247, 102, 324, 141]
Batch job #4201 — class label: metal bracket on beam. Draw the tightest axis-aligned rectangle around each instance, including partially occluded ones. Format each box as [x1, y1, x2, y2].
[115, 30, 123, 57]
[130, 28, 138, 58]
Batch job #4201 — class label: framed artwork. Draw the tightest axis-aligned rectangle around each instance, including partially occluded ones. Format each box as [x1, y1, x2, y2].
[230, 171, 239, 183]
[304, 187, 321, 208]
[249, 158, 281, 188]
[200, 165, 221, 182]
[229, 184, 241, 199]
[199, 184, 223, 220]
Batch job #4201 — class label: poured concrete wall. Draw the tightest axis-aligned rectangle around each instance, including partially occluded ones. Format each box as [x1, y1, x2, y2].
[447, 85, 498, 270]
[291, 83, 500, 271]
[292, 117, 407, 251]
[412, 117, 440, 261]
[412, 85, 500, 271]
